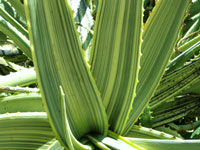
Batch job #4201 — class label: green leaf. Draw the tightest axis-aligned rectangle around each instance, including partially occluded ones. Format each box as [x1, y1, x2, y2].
[0, 31, 7, 44]
[126, 138, 200, 150]
[91, 134, 142, 150]
[59, 86, 92, 150]
[150, 58, 200, 109]
[151, 95, 200, 127]
[0, 56, 16, 75]
[86, 135, 111, 150]
[191, 126, 200, 138]
[182, 79, 200, 94]
[125, 0, 190, 134]
[25, 0, 108, 148]
[7, 0, 26, 20]
[0, 14, 31, 59]
[0, 68, 37, 87]
[0, 3, 28, 38]
[0, 112, 64, 150]
[90, 0, 143, 134]
[125, 125, 181, 140]
[155, 126, 182, 139]
[0, 93, 43, 114]
[167, 35, 200, 72]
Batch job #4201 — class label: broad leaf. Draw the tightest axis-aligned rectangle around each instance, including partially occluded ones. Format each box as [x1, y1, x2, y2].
[25, 0, 108, 148]
[0, 112, 64, 150]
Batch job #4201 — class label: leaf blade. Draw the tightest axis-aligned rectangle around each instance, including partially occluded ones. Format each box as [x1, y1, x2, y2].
[90, 0, 143, 134]
[125, 0, 191, 134]
[25, 0, 108, 148]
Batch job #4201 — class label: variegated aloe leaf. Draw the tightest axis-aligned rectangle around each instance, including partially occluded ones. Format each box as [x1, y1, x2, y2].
[124, 0, 191, 134]
[90, 0, 143, 134]
[125, 125, 181, 140]
[0, 112, 64, 150]
[126, 138, 200, 150]
[25, 0, 108, 149]
[0, 68, 36, 87]
[0, 93, 43, 114]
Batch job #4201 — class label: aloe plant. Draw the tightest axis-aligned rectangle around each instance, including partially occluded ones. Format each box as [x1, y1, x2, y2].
[1, 0, 200, 149]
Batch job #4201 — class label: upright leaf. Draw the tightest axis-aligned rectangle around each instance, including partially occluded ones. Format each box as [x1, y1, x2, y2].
[25, 0, 108, 148]
[90, 0, 143, 134]
[124, 0, 190, 134]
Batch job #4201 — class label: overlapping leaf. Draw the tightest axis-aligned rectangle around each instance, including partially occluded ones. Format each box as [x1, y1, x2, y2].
[0, 112, 64, 150]
[25, 0, 108, 148]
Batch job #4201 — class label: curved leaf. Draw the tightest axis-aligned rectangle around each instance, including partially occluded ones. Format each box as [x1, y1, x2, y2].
[0, 112, 64, 150]
[125, 0, 190, 134]
[25, 0, 108, 148]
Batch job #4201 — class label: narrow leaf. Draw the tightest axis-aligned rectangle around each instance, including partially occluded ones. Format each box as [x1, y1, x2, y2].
[0, 16, 31, 59]
[0, 68, 36, 87]
[90, 0, 143, 134]
[7, 0, 26, 20]
[126, 138, 200, 150]
[150, 58, 200, 109]
[125, 0, 190, 134]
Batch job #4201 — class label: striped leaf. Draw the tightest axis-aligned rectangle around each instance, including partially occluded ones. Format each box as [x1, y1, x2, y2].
[125, 125, 181, 140]
[150, 58, 200, 109]
[90, 0, 143, 134]
[0, 68, 36, 87]
[124, 0, 191, 134]
[167, 34, 200, 72]
[0, 15, 31, 59]
[126, 138, 200, 150]
[0, 93, 43, 114]
[25, 0, 108, 148]
[0, 112, 64, 150]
